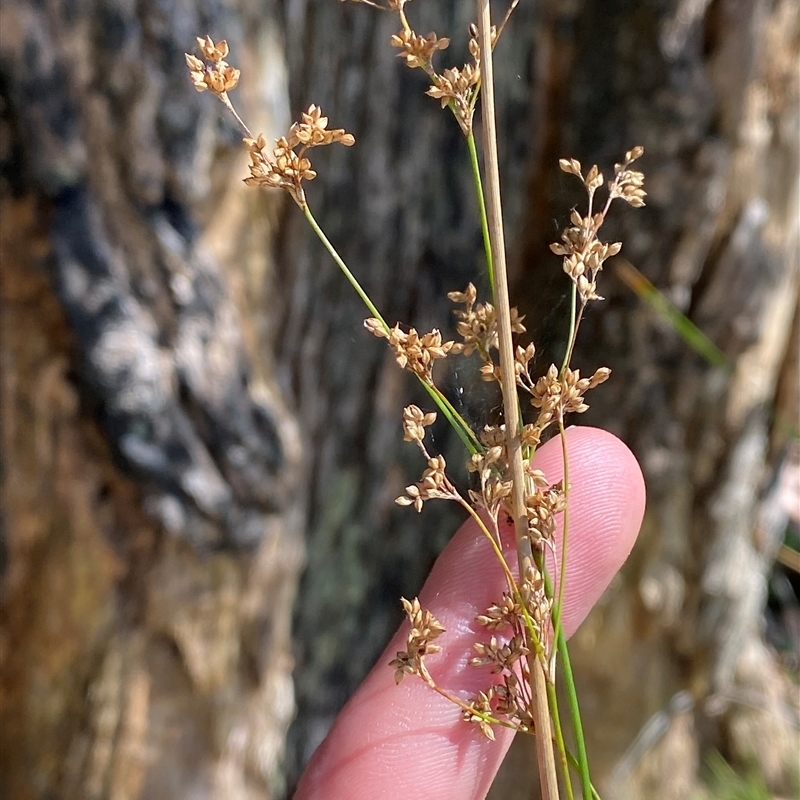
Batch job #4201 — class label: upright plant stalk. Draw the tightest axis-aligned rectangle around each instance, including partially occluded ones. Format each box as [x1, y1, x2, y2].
[558, 623, 593, 799]
[476, 4, 559, 798]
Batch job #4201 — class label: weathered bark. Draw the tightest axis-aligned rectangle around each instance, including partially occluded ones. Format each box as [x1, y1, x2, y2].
[1, 2, 304, 798]
[1, 0, 797, 799]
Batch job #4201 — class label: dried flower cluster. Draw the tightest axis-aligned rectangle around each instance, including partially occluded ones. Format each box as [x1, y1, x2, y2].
[185, 39, 354, 207]
[186, 12, 646, 800]
[243, 106, 354, 206]
[344, 1, 496, 135]
[187, 12, 647, 792]
[364, 319, 456, 384]
[378, 149, 646, 741]
[389, 597, 446, 685]
[552, 147, 646, 303]
[448, 283, 526, 357]
[186, 36, 241, 95]
[394, 406, 459, 512]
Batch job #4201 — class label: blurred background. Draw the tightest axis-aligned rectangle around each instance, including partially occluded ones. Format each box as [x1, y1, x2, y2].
[1, 0, 798, 798]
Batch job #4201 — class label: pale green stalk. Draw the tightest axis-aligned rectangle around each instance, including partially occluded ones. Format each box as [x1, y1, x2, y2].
[302, 203, 482, 455]
[552, 418, 570, 655]
[466, 131, 496, 301]
[545, 673, 576, 800]
[559, 625, 593, 799]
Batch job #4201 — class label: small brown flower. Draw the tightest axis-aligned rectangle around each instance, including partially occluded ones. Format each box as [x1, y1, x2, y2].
[552, 147, 645, 302]
[365, 320, 456, 383]
[401, 405, 437, 442]
[463, 690, 496, 740]
[391, 29, 450, 70]
[185, 36, 240, 95]
[389, 597, 446, 683]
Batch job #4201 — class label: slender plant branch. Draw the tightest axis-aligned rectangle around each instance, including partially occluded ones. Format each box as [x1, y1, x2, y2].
[566, 749, 602, 800]
[546, 674, 576, 800]
[303, 203, 481, 455]
[551, 418, 571, 663]
[429, 383, 483, 451]
[560, 283, 578, 373]
[558, 619, 593, 799]
[466, 131, 496, 301]
[303, 204, 387, 326]
[477, 3, 559, 798]
[218, 92, 253, 138]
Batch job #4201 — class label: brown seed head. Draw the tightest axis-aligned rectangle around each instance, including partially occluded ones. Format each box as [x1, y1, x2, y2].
[391, 29, 450, 70]
[402, 405, 437, 442]
[185, 36, 240, 95]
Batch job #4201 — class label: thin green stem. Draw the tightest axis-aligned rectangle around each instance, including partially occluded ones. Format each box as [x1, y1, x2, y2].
[546, 672, 575, 800]
[303, 203, 481, 455]
[303, 204, 388, 327]
[551, 418, 570, 656]
[561, 300, 586, 374]
[557, 624, 593, 800]
[425, 382, 481, 454]
[466, 131, 496, 300]
[560, 283, 578, 374]
[457, 500, 518, 592]
[565, 750, 602, 800]
[218, 93, 253, 139]
[536, 554, 593, 800]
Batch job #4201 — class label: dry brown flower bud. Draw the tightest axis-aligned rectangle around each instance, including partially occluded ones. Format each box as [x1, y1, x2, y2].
[197, 35, 229, 62]
[389, 597, 446, 684]
[589, 366, 611, 387]
[391, 29, 450, 69]
[559, 157, 582, 177]
[402, 405, 437, 442]
[364, 317, 387, 337]
[447, 283, 477, 305]
[585, 164, 604, 191]
[480, 362, 501, 382]
[463, 691, 496, 740]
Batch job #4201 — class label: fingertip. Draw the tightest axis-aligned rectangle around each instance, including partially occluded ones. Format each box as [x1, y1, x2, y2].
[535, 426, 645, 635]
[295, 426, 646, 800]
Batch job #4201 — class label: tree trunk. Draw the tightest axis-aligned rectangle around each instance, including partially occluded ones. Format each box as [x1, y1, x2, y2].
[1, 1, 797, 799]
[1, 2, 304, 798]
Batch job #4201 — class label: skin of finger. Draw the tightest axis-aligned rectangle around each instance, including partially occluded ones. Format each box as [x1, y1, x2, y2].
[294, 426, 645, 800]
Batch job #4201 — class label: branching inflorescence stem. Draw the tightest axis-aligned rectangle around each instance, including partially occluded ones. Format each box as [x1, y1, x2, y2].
[186, 16, 646, 800]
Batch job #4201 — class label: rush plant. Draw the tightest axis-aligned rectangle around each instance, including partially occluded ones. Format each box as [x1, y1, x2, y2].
[186, 2, 645, 797]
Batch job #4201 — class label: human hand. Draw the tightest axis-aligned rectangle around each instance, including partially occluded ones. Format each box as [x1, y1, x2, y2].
[295, 426, 646, 800]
